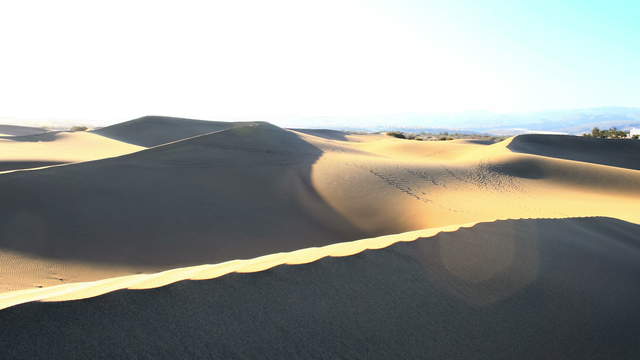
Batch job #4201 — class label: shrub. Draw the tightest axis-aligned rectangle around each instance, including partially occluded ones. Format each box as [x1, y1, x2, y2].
[386, 131, 406, 139]
[591, 127, 628, 138]
[70, 126, 88, 132]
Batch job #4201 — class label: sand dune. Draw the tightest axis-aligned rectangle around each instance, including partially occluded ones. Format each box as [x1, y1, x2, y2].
[0, 124, 47, 137]
[1, 217, 639, 359]
[0, 123, 364, 291]
[0, 220, 473, 309]
[508, 133, 640, 170]
[309, 134, 640, 233]
[289, 128, 351, 141]
[0, 123, 639, 291]
[0, 130, 144, 172]
[0, 118, 639, 358]
[92, 115, 257, 146]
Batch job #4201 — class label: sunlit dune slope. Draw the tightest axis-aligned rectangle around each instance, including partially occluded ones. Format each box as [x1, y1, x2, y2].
[508, 134, 640, 170]
[0, 131, 145, 172]
[308, 133, 640, 233]
[0, 124, 47, 137]
[0, 124, 639, 292]
[92, 115, 259, 147]
[0, 123, 364, 291]
[1, 217, 639, 359]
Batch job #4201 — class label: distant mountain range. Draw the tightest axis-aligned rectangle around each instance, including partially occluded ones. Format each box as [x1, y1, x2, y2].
[3, 107, 640, 136]
[290, 107, 640, 135]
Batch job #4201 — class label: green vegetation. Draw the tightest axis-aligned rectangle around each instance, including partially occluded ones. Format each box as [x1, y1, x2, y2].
[70, 126, 89, 132]
[385, 131, 505, 143]
[386, 131, 407, 139]
[584, 127, 629, 139]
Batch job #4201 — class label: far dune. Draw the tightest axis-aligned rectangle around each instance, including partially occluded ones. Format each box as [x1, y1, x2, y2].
[0, 117, 639, 359]
[508, 133, 640, 170]
[0, 124, 47, 137]
[92, 115, 258, 147]
[0, 120, 638, 292]
[0, 122, 363, 291]
[0, 131, 144, 172]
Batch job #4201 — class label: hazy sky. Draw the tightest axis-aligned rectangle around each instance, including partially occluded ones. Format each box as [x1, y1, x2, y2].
[1, 0, 638, 127]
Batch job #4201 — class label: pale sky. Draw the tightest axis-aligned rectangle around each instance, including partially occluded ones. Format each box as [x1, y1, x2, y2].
[1, 0, 638, 127]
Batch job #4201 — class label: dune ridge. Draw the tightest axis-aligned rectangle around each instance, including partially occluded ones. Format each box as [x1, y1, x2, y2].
[91, 115, 260, 147]
[1, 118, 639, 358]
[0, 123, 364, 270]
[1, 216, 640, 359]
[508, 133, 640, 170]
[1, 121, 639, 293]
[0, 220, 477, 310]
[0, 131, 144, 172]
[0, 216, 603, 311]
[0, 124, 47, 137]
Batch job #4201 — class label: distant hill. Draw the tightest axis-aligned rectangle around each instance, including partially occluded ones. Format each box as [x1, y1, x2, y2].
[7, 107, 640, 137]
[91, 116, 259, 147]
[0, 122, 362, 267]
[289, 107, 640, 135]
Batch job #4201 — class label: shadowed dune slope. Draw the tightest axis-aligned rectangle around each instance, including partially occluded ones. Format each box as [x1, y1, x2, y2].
[0, 161, 66, 172]
[92, 116, 258, 147]
[289, 128, 350, 141]
[0, 123, 363, 268]
[1, 128, 640, 291]
[456, 138, 498, 145]
[0, 124, 47, 137]
[508, 134, 640, 170]
[1, 217, 639, 360]
[0, 131, 144, 172]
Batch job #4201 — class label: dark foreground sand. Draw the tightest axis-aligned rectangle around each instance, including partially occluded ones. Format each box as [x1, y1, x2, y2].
[1, 217, 639, 359]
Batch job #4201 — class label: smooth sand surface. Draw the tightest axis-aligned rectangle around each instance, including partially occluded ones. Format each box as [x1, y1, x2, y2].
[0, 130, 145, 172]
[0, 117, 639, 358]
[0, 124, 47, 137]
[1, 217, 639, 359]
[508, 133, 640, 170]
[92, 115, 257, 146]
[0, 120, 638, 292]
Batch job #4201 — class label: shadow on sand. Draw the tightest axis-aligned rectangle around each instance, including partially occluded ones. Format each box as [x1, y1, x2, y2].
[0, 217, 639, 359]
[0, 123, 365, 267]
[508, 134, 640, 170]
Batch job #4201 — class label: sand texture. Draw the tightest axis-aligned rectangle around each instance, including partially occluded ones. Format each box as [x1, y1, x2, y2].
[0, 131, 144, 172]
[1, 217, 639, 359]
[0, 117, 638, 359]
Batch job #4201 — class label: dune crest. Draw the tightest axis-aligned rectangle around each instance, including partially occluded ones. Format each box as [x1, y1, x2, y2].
[0, 216, 618, 310]
[91, 115, 260, 147]
[0, 131, 144, 172]
[508, 133, 640, 170]
[2, 216, 640, 359]
[1, 121, 639, 293]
